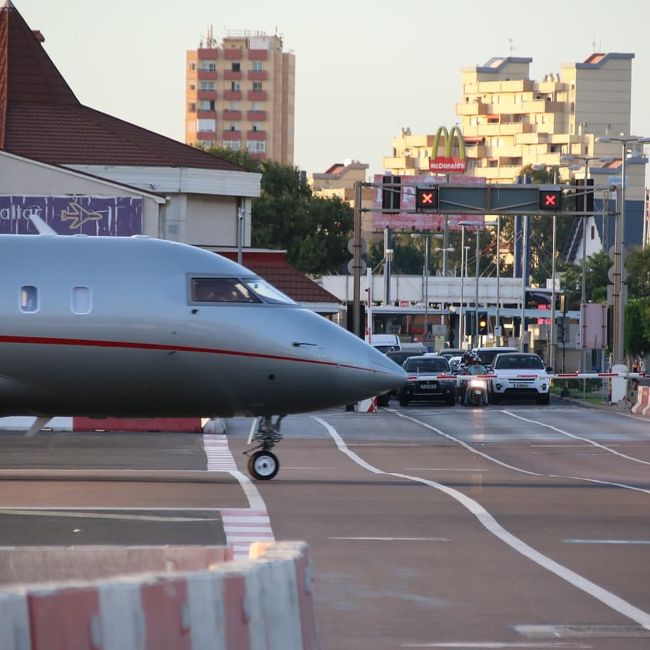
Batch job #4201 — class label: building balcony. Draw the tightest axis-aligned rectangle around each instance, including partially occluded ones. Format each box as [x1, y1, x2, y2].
[197, 48, 218, 60]
[248, 70, 268, 81]
[247, 90, 267, 101]
[248, 49, 268, 60]
[197, 90, 217, 100]
[246, 130, 266, 140]
[456, 101, 489, 116]
[223, 109, 242, 120]
[197, 70, 218, 80]
[223, 70, 242, 81]
[196, 131, 217, 141]
[197, 110, 216, 119]
[247, 110, 267, 121]
[223, 90, 242, 101]
[223, 130, 242, 141]
[224, 48, 242, 60]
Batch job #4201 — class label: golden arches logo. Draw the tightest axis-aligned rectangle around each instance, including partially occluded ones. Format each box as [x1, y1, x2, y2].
[430, 125, 467, 174]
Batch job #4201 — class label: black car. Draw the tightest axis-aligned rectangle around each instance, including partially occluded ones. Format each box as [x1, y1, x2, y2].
[376, 348, 427, 405]
[398, 355, 456, 406]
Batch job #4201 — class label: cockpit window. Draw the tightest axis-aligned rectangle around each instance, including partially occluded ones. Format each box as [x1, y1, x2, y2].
[243, 278, 296, 305]
[191, 278, 261, 303]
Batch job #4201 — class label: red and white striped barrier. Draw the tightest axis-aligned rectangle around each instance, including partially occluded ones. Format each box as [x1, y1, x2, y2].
[632, 385, 650, 416]
[357, 396, 378, 413]
[0, 541, 320, 650]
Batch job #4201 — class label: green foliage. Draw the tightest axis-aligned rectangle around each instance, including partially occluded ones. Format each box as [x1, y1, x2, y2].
[626, 246, 650, 299]
[625, 299, 650, 356]
[201, 148, 352, 275]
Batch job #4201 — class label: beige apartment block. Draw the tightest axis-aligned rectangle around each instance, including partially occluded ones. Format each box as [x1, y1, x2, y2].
[384, 53, 637, 184]
[185, 28, 295, 165]
[309, 161, 377, 238]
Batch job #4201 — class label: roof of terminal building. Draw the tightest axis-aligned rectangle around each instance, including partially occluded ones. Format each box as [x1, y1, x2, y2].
[217, 249, 341, 305]
[0, 2, 244, 171]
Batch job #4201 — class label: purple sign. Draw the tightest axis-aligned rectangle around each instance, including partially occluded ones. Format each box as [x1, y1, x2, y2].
[0, 196, 143, 236]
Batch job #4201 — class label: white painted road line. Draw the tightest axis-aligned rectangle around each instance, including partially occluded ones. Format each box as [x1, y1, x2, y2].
[313, 415, 650, 631]
[564, 539, 650, 545]
[502, 410, 650, 465]
[202, 434, 274, 559]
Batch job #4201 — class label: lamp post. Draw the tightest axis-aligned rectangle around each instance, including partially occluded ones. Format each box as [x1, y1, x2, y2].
[458, 221, 482, 347]
[411, 233, 450, 342]
[595, 135, 650, 365]
[560, 154, 612, 370]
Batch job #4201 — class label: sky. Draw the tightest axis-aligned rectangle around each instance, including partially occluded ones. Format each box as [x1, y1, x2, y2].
[17, 0, 650, 176]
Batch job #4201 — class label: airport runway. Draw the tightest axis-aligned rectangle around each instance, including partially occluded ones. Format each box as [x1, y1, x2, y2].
[1, 400, 649, 649]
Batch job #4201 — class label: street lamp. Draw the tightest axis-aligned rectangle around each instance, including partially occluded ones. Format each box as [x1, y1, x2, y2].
[595, 135, 650, 365]
[560, 154, 613, 371]
[411, 233, 451, 342]
[458, 221, 482, 347]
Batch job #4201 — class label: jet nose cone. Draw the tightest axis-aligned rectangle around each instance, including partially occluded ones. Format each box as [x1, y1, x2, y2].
[366, 345, 407, 393]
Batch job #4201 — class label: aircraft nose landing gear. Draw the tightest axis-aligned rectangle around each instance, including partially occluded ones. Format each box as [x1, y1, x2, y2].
[244, 415, 284, 480]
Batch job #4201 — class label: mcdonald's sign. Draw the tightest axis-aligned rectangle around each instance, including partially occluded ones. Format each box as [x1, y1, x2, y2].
[429, 125, 467, 174]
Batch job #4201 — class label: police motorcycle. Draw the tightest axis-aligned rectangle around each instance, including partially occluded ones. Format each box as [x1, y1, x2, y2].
[459, 353, 489, 407]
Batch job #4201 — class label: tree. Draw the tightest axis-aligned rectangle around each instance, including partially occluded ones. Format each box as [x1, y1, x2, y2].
[586, 250, 610, 303]
[625, 299, 650, 357]
[202, 148, 353, 274]
[626, 246, 650, 299]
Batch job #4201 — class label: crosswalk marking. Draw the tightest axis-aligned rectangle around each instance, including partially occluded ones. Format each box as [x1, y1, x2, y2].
[202, 434, 274, 559]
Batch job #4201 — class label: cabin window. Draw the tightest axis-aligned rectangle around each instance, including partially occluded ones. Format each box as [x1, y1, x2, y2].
[20, 286, 38, 312]
[191, 277, 261, 303]
[243, 278, 295, 304]
[72, 286, 92, 314]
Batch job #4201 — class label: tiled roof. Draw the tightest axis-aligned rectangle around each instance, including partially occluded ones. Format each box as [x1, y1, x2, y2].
[219, 250, 341, 304]
[0, 3, 243, 171]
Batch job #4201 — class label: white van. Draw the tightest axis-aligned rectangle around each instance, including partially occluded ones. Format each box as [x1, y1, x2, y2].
[365, 334, 401, 353]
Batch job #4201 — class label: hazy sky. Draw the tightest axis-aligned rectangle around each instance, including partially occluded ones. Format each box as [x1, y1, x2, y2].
[18, 0, 650, 175]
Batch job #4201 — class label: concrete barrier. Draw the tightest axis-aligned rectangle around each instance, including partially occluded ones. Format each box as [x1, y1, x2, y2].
[0, 541, 319, 649]
[632, 385, 650, 416]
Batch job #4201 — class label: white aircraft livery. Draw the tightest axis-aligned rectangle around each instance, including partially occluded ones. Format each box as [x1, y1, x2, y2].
[0, 232, 405, 479]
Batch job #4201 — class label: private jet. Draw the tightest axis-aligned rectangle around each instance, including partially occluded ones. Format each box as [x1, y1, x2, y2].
[0, 223, 405, 479]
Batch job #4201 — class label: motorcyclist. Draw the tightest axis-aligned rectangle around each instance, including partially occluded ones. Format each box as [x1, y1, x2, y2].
[466, 355, 487, 375]
[463, 354, 489, 405]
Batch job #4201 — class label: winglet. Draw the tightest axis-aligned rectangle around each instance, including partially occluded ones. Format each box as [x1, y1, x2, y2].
[29, 213, 57, 235]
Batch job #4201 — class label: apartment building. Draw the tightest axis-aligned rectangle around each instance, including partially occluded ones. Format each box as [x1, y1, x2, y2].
[383, 53, 648, 251]
[185, 29, 295, 165]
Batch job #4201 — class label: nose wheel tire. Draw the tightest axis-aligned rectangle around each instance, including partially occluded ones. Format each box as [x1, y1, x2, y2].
[247, 450, 280, 480]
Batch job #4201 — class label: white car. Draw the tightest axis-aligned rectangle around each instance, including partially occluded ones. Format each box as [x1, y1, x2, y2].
[489, 353, 551, 404]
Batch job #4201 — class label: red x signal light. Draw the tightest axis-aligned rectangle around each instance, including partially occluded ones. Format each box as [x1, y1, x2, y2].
[415, 186, 439, 212]
[538, 189, 562, 211]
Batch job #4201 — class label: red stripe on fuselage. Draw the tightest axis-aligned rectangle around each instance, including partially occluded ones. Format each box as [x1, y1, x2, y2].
[0, 334, 385, 376]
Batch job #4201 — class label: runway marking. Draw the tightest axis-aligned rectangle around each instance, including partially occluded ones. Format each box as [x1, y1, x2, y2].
[404, 468, 489, 472]
[516, 624, 650, 639]
[0, 509, 217, 523]
[329, 536, 450, 542]
[564, 539, 650, 545]
[202, 433, 274, 559]
[402, 643, 591, 648]
[390, 410, 650, 497]
[387, 410, 543, 477]
[314, 416, 650, 631]
[502, 411, 650, 465]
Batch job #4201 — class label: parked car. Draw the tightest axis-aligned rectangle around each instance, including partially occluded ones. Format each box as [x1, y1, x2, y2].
[398, 355, 456, 406]
[489, 352, 551, 404]
[366, 334, 401, 353]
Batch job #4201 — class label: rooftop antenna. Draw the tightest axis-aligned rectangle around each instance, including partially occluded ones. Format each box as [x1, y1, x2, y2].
[508, 38, 514, 57]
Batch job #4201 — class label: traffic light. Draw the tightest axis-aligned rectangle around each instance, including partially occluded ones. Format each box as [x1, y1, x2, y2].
[415, 186, 439, 212]
[382, 175, 401, 211]
[477, 311, 488, 336]
[538, 188, 562, 211]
